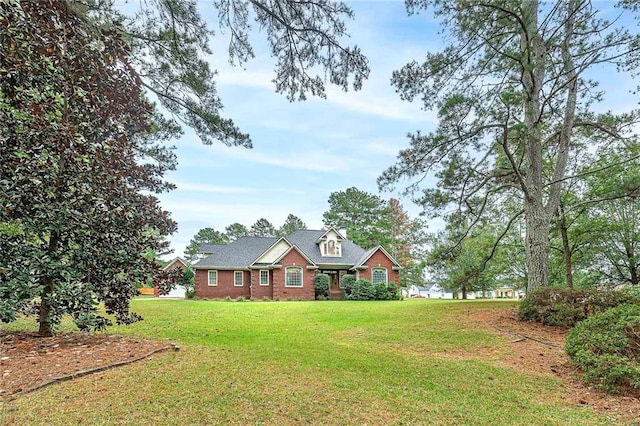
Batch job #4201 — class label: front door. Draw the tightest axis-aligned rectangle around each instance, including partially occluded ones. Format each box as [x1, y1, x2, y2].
[330, 272, 339, 290]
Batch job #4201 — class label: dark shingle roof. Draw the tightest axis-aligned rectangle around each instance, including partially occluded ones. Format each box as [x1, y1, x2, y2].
[353, 247, 377, 267]
[194, 237, 278, 268]
[285, 229, 366, 266]
[199, 243, 226, 254]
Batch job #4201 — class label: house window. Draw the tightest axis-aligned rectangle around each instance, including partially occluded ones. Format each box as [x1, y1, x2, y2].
[260, 270, 269, 286]
[208, 270, 218, 286]
[234, 271, 243, 286]
[322, 239, 341, 256]
[371, 268, 388, 285]
[285, 266, 303, 287]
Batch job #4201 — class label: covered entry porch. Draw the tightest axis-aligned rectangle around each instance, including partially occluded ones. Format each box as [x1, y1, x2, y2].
[317, 268, 351, 300]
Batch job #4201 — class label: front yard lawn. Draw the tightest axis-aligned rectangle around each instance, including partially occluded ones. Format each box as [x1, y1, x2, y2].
[0, 299, 623, 425]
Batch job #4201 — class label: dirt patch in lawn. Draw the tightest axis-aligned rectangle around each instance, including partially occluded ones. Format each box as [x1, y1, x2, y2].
[467, 307, 640, 423]
[0, 331, 173, 398]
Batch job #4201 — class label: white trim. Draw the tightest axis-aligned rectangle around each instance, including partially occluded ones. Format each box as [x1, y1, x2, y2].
[234, 270, 244, 287]
[207, 270, 218, 286]
[315, 227, 346, 243]
[259, 270, 270, 286]
[285, 266, 303, 287]
[355, 246, 401, 268]
[372, 267, 388, 285]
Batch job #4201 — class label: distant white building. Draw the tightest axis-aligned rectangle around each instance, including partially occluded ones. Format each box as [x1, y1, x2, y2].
[405, 284, 457, 299]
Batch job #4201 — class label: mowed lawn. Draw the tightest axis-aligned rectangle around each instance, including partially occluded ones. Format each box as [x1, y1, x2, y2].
[1, 299, 615, 425]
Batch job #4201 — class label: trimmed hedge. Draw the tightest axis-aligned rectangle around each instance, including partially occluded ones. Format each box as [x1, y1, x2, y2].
[565, 304, 640, 394]
[347, 279, 401, 301]
[349, 279, 376, 300]
[518, 287, 640, 327]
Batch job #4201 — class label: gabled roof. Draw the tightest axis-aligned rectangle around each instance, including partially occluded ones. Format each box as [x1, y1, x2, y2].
[251, 237, 291, 265]
[193, 237, 278, 268]
[315, 226, 346, 242]
[286, 229, 366, 266]
[269, 244, 317, 267]
[192, 230, 401, 270]
[199, 243, 226, 254]
[353, 245, 401, 268]
[162, 257, 187, 271]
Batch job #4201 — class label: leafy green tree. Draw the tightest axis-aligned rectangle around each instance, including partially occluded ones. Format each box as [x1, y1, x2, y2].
[590, 199, 639, 286]
[323, 187, 394, 249]
[379, 1, 639, 292]
[178, 268, 195, 295]
[250, 218, 276, 237]
[428, 221, 507, 299]
[278, 214, 307, 237]
[184, 228, 228, 263]
[225, 222, 249, 242]
[388, 198, 428, 287]
[0, 1, 176, 336]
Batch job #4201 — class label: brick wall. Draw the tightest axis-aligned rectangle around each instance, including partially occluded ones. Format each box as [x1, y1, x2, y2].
[250, 269, 273, 300]
[195, 269, 251, 299]
[361, 249, 400, 285]
[272, 249, 315, 300]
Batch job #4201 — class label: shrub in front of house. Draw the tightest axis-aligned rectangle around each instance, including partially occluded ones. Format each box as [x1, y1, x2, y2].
[341, 274, 356, 296]
[518, 287, 640, 327]
[314, 273, 330, 300]
[348, 279, 376, 300]
[565, 304, 640, 394]
[387, 282, 401, 300]
[374, 281, 388, 300]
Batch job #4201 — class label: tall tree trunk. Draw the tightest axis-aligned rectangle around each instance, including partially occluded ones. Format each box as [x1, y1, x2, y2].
[626, 243, 638, 286]
[38, 277, 55, 337]
[558, 205, 574, 289]
[525, 202, 551, 293]
[38, 232, 59, 337]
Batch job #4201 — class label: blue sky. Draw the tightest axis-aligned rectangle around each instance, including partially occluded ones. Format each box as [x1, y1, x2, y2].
[158, 2, 443, 258]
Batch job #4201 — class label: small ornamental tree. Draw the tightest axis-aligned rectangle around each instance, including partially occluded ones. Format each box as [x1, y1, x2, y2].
[0, 1, 177, 336]
[313, 273, 330, 299]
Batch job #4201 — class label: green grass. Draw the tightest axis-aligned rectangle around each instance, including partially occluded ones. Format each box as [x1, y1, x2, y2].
[0, 299, 620, 425]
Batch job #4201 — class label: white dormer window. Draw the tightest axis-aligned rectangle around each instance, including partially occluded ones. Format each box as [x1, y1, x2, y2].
[322, 239, 341, 257]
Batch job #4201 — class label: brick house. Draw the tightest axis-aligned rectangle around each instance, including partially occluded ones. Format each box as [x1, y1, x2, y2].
[192, 227, 400, 300]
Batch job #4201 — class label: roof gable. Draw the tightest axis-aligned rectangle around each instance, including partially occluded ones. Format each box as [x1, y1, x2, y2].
[315, 227, 345, 242]
[285, 229, 366, 266]
[163, 257, 187, 271]
[270, 244, 317, 267]
[252, 238, 292, 264]
[354, 246, 401, 268]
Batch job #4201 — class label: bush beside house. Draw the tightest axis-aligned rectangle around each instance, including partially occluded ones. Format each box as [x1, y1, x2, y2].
[314, 273, 330, 300]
